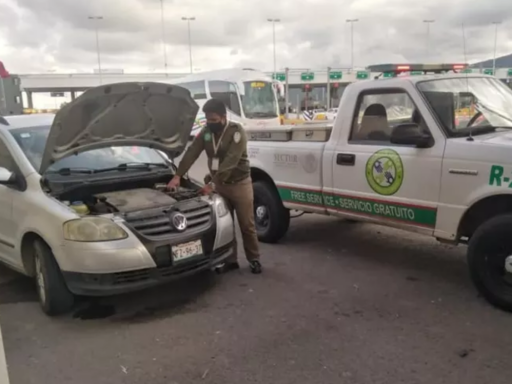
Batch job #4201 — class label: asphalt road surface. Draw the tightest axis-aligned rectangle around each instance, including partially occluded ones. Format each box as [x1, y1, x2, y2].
[1, 152, 512, 384]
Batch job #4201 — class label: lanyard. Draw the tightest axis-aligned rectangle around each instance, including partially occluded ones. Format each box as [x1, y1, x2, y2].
[211, 121, 229, 156]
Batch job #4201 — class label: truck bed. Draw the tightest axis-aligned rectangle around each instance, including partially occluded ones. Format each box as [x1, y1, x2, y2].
[245, 122, 333, 143]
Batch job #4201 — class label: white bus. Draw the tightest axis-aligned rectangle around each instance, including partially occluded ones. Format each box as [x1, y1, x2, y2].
[167, 68, 283, 136]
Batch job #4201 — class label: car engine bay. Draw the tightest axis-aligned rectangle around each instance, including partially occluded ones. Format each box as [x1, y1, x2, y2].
[93, 186, 201, 214]
[52, 175, 206, 216]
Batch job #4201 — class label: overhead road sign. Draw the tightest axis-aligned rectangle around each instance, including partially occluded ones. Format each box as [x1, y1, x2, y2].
[301, 72, 315, 81]
[329, 71, 343, 80]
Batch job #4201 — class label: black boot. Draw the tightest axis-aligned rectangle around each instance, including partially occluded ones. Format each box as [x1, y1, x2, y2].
[249, 260, 262, 274]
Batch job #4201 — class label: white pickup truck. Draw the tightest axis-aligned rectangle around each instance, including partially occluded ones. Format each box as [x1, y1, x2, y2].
[246, 67, 512, 312]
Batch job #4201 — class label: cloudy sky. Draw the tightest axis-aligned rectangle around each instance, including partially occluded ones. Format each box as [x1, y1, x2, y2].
[1, 0, 512, 77]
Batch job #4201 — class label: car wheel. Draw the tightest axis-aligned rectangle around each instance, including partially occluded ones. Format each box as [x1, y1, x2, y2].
[33, 239, 75, 316]
[467, 214, 512, 312]
[253, 181, 290, 243]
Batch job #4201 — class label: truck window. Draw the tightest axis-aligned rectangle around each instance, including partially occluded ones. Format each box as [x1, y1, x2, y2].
[350, 90, 422, 143]
[208, 80, 242, 116]
[417, 77, 512, 133]
[177, 81, 207, 100]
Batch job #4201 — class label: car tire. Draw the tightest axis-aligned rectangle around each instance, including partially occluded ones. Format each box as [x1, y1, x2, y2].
[253, 181, 290, 243]
[33, 239, 75, 316]
[467, 214, 512, 312]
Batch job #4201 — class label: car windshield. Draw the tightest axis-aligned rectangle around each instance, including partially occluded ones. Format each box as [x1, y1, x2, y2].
[241, 81, 278, 118]
[9, 125, 167, 173]
[417, 77, 512, 134]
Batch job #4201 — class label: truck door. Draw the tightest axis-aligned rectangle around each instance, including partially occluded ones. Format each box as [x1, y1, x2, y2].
[329, 87, 446, 235]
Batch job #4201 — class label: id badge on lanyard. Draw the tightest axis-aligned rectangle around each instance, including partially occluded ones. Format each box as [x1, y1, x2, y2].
[211, 157, 219, 171]
[211, 124, 228, 172]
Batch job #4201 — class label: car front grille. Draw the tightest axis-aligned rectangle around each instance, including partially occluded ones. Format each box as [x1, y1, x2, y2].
[123, 199, 212, 238]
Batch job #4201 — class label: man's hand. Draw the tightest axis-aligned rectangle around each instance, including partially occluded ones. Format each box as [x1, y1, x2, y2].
[199, 183, 214, 196]
[167, 175, 181, 190]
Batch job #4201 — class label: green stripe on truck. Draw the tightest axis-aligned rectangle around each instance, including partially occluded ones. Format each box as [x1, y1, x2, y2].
[277, 186, 437, 228]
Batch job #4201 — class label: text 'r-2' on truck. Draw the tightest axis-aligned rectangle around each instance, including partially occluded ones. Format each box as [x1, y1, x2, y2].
[246, 63, 512, 312]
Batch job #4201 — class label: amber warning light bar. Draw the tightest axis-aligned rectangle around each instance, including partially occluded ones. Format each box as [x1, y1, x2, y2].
[368, 63, 468, 77]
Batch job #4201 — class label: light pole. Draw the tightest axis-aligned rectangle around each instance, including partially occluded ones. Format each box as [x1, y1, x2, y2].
[88, 16, 103, 84]
[182, 17, 195, 74]
[160, 0, 168, 73]
[423, 19, 435, 61]
[492, 21, 501, 75]
[346, 19, 358, 70]
[267, 18, 280, 77]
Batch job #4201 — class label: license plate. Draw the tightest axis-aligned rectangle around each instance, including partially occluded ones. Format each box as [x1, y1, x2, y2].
[172, 240, 203, 262]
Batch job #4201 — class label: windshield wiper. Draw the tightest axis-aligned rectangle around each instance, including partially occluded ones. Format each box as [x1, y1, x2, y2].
[46, 167, 96, 176]
[453, 125, 512, 137]
[94, 162, 169, 174]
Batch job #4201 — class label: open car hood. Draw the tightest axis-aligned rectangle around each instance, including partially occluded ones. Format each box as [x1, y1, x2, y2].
[39, 82, 199, 173]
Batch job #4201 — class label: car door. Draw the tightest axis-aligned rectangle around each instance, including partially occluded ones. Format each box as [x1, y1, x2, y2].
[0, 137, 19, 263]
[329, 86, 445, 236]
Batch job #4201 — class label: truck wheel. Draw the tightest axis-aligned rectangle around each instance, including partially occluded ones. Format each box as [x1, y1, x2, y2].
[467, 214, 512, 312]
[33, 239, 75, 316]
[253, 181, 290, 243]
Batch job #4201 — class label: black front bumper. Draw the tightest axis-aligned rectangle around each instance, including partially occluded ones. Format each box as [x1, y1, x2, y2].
[62, 242, 234, 296]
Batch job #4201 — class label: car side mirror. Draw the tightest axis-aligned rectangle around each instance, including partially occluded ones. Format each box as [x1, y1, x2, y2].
[0, 167, 16, 186]
[391, 123, 432, 148]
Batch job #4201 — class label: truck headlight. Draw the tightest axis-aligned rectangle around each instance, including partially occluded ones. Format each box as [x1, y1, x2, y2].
[63, 217, 128, 242]
[214, 196, 229, 218]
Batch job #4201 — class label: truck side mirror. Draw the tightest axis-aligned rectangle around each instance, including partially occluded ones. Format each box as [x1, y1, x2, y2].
[0, 167, 17, 186]
[390, 123, 433, 148]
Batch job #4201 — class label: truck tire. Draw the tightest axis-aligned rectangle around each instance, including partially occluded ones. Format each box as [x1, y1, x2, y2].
[33, 239, 75, 316]
[253, 181, 290, 243]
[467, 214, 512, 312]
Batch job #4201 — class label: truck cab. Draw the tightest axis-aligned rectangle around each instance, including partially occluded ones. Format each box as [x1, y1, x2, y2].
[246, 63, 512, 312]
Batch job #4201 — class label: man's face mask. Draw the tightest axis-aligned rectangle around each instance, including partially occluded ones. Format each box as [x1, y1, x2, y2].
[205, 113, 226, 133]
[207, 121, 224, 133]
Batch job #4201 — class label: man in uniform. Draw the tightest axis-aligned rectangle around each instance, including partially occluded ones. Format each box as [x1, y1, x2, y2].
[167, 98, 262, 274]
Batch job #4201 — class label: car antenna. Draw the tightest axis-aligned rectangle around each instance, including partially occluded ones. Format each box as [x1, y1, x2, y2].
[462, 23, 474, 142]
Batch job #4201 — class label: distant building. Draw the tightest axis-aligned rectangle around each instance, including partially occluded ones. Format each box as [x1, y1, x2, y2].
[470, 53, 512, 69]
[0, 61, 23, 115]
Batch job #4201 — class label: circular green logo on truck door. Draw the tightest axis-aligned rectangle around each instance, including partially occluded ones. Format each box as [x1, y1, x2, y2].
[365, 149, 404, 196]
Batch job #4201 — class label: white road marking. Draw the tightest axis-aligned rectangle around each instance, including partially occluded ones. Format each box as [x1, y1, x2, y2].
[0, 322, 10, 384]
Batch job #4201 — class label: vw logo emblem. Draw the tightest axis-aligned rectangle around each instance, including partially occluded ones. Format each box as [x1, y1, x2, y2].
[171, 212, 187, 231]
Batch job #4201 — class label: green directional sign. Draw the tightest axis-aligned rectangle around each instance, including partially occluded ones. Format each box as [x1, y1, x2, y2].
[329, 71, 343, 80]
[356, 71, 369, 80]
[273, 73, 286, 81]
[301, 72, 315, 81]
[410, 71, 423, 76]
[483, 69, 494, 75]
[383, 72, 395, 78]
[507, 69, 512, 77]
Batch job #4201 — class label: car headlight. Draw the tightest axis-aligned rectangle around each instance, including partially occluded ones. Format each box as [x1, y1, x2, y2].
[63, 217, 128, 242]
[214, 196, 229, 218]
